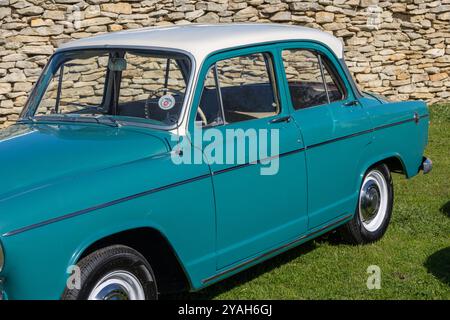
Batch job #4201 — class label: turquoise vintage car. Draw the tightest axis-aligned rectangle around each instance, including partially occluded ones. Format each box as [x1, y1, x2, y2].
[0, 24, 431, 300]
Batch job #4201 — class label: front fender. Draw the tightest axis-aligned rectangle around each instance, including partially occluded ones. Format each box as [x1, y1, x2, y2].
[68, 220, 170, 274]
[1, 218, 168, 299]
[0, 152, 216, 299]
[1, 171, 215, 299]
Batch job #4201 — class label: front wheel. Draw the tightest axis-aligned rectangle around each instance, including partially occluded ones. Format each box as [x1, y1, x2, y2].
[62, 245, 158, 300]
[340, 163, 394, 244]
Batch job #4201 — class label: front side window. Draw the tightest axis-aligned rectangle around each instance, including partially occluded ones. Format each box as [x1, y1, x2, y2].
[282, 49, 344, 110]
[196, 66, 224, 127]
[196, 53, 279, 127]
[24, 49, 191, 128]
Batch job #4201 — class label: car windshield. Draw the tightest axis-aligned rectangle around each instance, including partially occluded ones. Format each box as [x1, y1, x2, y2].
[21, 49, 192, 129]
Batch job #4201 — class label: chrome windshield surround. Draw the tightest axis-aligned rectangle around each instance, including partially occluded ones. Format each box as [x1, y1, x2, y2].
[20, 45, 197, 132]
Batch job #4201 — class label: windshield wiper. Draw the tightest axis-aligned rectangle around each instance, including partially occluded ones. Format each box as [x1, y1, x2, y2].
[17, 116, 37, 124]
[94, 115, 121, 128]
[17, 114, 121, 128]
[28, 114, 81, 123]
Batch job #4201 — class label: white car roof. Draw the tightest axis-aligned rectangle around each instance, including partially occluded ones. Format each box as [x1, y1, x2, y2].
[58, 23, 344, 61]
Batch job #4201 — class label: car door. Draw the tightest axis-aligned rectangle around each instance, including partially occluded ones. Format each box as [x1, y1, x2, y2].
[279, 44, 372, 229]
[189, 47, 308, 270]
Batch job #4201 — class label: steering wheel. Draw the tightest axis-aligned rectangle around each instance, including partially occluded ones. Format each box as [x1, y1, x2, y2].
[196, 107, 208, 126]
[144, 87, 208, 126]
[144, 87, 184, 119]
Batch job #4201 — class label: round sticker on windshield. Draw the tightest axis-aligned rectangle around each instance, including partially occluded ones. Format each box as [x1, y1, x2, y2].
[158, 94, 176, 111]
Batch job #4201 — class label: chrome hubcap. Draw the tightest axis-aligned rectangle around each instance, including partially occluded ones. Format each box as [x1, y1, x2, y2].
[88, 270, 145, 300]
[360, 181, 381, 223]
[359, 170, 388, 232]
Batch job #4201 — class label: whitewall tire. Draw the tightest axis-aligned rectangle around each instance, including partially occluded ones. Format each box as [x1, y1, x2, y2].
[340, 163, 394, 244]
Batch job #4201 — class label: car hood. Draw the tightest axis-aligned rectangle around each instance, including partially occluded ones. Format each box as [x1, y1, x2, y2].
[0, 123, 170, 200]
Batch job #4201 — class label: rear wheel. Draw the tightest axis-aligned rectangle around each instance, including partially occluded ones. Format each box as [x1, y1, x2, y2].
[340, 163, 394, 244]
[62, 245, 158, 300]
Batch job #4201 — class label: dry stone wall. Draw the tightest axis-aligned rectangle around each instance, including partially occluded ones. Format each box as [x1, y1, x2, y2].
[1, 0, 449, 127]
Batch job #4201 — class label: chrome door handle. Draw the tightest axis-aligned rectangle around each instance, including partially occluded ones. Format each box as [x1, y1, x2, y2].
[269, 116, 291, 124]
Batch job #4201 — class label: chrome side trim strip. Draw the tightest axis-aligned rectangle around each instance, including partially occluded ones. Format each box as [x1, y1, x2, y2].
[209, 114, 428, 175]
[307, 114, 428, 150]
[213, 147, 305, 175]
[3, 114, 428, 237]
[307, 128, 373, 149]
[2, 174, 211, 237]
[306, 114, 429, 149]
[202, 214, 353, 284]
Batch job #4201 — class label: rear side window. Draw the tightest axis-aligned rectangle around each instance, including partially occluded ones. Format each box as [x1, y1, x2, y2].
[282, 49, 344, 110]
[196, 53, 279, 127]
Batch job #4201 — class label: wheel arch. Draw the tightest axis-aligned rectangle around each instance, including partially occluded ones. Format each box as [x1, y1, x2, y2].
[70, 226, 192, 295]
[355, 152, 406, 198]
[382, 156, 407, 175]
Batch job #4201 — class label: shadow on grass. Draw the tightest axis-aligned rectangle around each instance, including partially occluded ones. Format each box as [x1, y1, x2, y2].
[440, 201, 450, 218]
[314, 230, 346, 245]
[424, 247, 450, 287]
[161, 240, 318, 300]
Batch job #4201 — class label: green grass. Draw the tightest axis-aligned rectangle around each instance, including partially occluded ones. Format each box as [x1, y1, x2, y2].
[175, 104, 450, 300]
